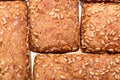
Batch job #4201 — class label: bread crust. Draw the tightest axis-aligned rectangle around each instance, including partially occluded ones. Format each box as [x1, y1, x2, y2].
[81, 3, 120, 53]
[34, 53, 120, 80]
[0, 1, 30, 80]
[29, 0, 80, 53]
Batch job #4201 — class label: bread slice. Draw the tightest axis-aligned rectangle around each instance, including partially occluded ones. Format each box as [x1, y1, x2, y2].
[82, 3, 120, 53]
[34, 53, 120, 80]
[29, 0, 80, 53]
[0, 1, 30, 80]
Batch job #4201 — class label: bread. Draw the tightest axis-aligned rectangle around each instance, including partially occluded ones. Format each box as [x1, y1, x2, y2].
[34, 53, 120, 80]
[0, 0, 27, 1]
[81, 3, 120, 53]
[0, 1, 30, 80]
[29, 0, 80, 53]
[81, 0, 120, 2]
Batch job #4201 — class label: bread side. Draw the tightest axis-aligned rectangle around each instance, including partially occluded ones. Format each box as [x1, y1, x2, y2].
[34, 53, 120, 80]
[29, 0, 80, 53]
[82, 3, 120, 53]
[0, 1, 30, 80]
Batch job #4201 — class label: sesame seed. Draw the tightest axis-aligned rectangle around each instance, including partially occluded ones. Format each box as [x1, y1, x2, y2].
[79, 69, 82, 75]
[100, 72, 105, 75]
[90, 71, 94, 75]
[2, 17, 7, 24]
[36, 73, 39, 78]
[115, 58, 120, 63]
[101, 40, 105, 45]
[95, 48, 101, 51]
[60, 75, 66, 79]
[42, 64, 48, 68]
[17, 73, 21, 78]
[0, 38, 3, 42]
[108, 49, 114, 52]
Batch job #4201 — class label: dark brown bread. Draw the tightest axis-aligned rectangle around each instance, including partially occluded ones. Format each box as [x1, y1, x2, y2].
[29, 0, 80, 53]
[0, 1, 30, 80]
[81, 3, 120, 53]
[81, 0, 120, 3]
[34, 53, 120, 80]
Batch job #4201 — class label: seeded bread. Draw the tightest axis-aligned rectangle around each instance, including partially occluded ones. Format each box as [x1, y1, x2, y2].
[0, 1, 30, 80]
[29, 0, 80, 53]
[34, 53, 120, 80]
[81, 3, 120, 53]
[0, 0, 27, 1]
[81, 0, 120, 2]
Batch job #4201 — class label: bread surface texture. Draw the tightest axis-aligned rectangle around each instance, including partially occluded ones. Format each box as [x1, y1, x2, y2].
[0, 1, 30, 80]
[34, 53, 120, 80]
[29, 0, 80, 53]
[82, 3, 120, 53]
